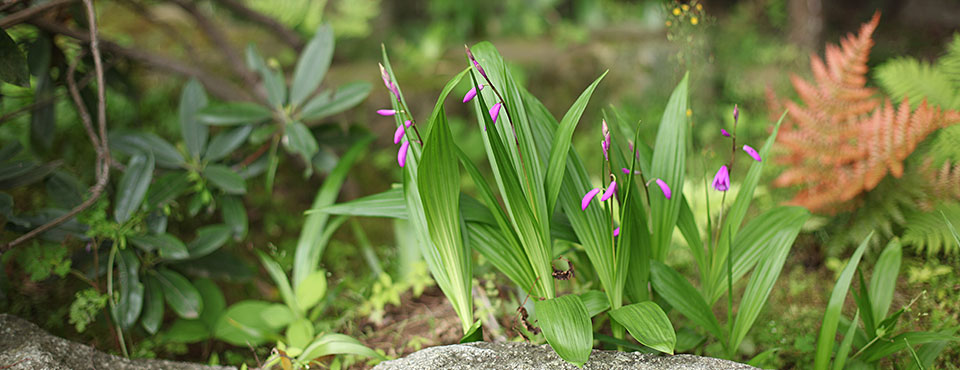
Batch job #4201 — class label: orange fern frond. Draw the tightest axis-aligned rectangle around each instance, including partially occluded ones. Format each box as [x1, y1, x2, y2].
[918, 158, 960, 210]
[769, 12, 960, 213]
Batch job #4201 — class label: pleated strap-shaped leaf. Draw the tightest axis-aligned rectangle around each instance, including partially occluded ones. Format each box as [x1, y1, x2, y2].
[609, 301, 676, 354]
[417, 106, 474, 333]
[650, 260, 723, 339]
[470, 43, 554, 298]
[814, 232, 873, 370]
[708, 206, 810, 304]
[868, 239, 902, 324]
[649, 74, 689, 261]
[707, 112, 786, 297]
[535, 295, 593, 367]
[545, 71, 608, 215]
[469, 71, 553, 299]
[291, 136, 372, 288]
[730, 206, 808, 352]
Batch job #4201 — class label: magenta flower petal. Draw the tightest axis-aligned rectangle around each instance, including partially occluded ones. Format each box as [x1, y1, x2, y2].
[712, 165, 730, 191]
[733, 104, 739, 123]
[393, 125, 406, 144]
[721, 128, 730, 137]
[621, 168, 631, 174]
[601, 180, 617, 201]
[379, 63, 392, 89]
[405, 120, 412, 127]
[581, 188, 601, 210]
[398, 140, 410, 167]
[377, 109, 396, 116]
[463, 84, 484, 103]
[613, 227, 620, 237]
[489, 102, 502, 124]
[655, 179, 671, 199]
[743, 144, 762, 162]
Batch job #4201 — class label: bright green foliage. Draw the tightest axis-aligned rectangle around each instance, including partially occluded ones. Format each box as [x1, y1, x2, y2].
[903, 202, 960, 256]
[15, 242, 70, 281]
[69, 288, 109, 333]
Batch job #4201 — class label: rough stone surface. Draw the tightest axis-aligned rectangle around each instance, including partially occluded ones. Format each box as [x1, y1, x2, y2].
[0, 314, 235, 370]
[372, 342, 758, 370]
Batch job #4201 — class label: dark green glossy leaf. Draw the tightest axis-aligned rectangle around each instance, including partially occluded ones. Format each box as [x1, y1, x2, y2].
[0, 29, 29, 87]
[45, 171, 84, 208]
[129, 233, 189, 260]
[179, 79, 209, 159]
[219, 195, 247, 240]
[187, 224, 232, 259]
[194, 278, 226, 331]
[109, 132, 185, 169]
[145, 172, 191, 208]
[0, 160, 57, 190]
[283, 121, 319, 167]
[141, 275, 164, 335]
[155, 268, 204, 319]
[300, 81, 371, 121]
[196, 102, 273, 126]
[204, 125, 253, 162]
[114, 152, 155, 223]
[245, 44, 285, 108]
[110, 249, 144, 329]
[289, 24, 334, 107]
[203, 164, 246, 194]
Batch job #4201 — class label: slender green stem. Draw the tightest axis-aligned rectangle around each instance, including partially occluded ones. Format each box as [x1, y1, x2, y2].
[105, 245, 129, 358]
[726, 227, 734, 358]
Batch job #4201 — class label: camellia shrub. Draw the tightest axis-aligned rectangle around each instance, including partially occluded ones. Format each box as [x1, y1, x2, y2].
[322, 42, 809, 365]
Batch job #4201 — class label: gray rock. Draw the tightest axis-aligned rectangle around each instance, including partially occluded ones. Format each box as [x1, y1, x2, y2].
[0, 314, 235, 370]
[372, 342, 758, 370]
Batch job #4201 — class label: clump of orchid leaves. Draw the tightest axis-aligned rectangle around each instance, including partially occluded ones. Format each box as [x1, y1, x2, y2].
[320, 42, 807, 365]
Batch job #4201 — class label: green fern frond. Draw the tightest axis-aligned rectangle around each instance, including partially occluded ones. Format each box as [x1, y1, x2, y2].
[940, 33, 960, 91]
[903, 202, 960, 256]
[874, 57, 958, 110]
[930, 125, 960, 165]
[826, 176, 922, 254]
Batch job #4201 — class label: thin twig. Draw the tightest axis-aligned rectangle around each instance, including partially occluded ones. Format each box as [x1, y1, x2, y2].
[0, 0, 74, 28]
[117, 0, 199, 59]
[28, 18, 253, 102]
[1, 0, 110, 254]
[209, 0, 304, 51]
[168, 0, 266, 103]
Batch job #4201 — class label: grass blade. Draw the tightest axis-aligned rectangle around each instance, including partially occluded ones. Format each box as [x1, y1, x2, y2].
[814, 231, 873, 370]
[291, 136, 373, 288]
[649, 74, 689, 261]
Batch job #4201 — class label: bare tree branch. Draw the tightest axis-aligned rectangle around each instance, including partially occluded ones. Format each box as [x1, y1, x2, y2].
[0, 0, 74, 28]
[209, 0, 304, 51]
[168, 0, 266, 103]
[2, 0, 109, 254]
[28, 18, 253, 102]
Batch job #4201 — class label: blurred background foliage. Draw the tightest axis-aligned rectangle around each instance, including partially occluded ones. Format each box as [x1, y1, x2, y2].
[1, 0, 959, 368]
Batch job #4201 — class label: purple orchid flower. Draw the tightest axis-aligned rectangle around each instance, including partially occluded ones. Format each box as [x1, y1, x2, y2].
[601, 180, 617, 201]
[655, 179, 671, 199]
[581, 188, 602, 210]
[465, 46, 487, 78]
[398, 140, 410, 167]
[378, 63, 400, 99]
[601, 120, 611, 160]
[377, 109, 397, 116]
[463, 84, 484, 103]
[613, 227, 620, 237]
[489, 102, 503, 124]
[393, 120, 413, 144]
[743, 144, 762, 162]
[712, 165, 730, 191]
[721, 128, 730, 137]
